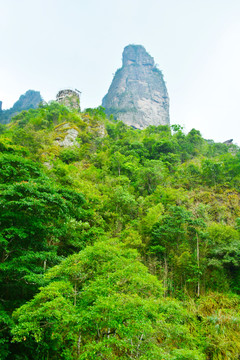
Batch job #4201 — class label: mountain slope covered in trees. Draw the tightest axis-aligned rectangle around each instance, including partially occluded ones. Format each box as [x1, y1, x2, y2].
[0, 90, 42, 124]
[0, 102, 240, 359]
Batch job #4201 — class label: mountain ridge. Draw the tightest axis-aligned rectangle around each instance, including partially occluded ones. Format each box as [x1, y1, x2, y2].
[0, 90, 42, 124]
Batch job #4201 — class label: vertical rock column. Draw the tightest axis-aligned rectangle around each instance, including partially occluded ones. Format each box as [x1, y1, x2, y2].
[102, 44, 170, 129]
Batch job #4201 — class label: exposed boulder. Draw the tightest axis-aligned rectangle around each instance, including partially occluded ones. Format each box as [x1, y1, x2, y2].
[102, 45, 170, 129]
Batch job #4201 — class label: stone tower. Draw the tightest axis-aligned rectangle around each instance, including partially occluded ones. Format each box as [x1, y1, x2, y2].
[56, 89, 81, 110]
[102, 45, 169, 129]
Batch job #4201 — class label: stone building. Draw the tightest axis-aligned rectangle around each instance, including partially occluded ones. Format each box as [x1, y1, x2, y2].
[56, 89, 81, 110]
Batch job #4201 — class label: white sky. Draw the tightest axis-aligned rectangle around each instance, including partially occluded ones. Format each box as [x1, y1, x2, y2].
[1, 0, 240, 144]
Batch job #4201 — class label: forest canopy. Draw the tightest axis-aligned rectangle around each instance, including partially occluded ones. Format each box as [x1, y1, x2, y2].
[1, 103, 240, 359]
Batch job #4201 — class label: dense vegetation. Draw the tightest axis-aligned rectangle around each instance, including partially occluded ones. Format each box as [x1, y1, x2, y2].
[1, 102, 240, 359]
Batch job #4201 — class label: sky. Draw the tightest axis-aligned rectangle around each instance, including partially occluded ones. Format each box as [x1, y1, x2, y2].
[1, 0, 240, 144]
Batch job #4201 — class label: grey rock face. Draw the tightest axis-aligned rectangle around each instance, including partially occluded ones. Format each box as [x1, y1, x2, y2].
[223, 139, 233, 145]
[12, 90, 42, 112]
[102, 45, 169, 129]
[54, 123, 80, 147]
[60, 128, 79, 147]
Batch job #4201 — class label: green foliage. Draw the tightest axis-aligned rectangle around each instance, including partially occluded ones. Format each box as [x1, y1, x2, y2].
[12, 240, 206, 359]
[136, 159, 168, 195]
[59, 146, 81, 164]
[0, 179, 88, 308]
[0, 103, 239, 359]
[196, 293, 240, 359]
[0, 153, 43, 183]
[12, 241, 162, 358]
[206, 224, 240, 292]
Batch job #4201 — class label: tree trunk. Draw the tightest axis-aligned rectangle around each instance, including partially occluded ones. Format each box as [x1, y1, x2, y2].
[77, 333, 81, 356]
[196, 234, 200, 297]
[74, 282, 77, 306]
[163, 255, 168, 297]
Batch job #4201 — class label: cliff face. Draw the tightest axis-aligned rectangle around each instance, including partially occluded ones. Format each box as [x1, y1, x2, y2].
[0, 90, 42, 124]
[102, 45, 170, 129]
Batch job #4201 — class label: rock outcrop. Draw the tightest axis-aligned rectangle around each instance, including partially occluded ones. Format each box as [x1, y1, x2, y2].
[54, 123, 80, 147]
[102, 45, 170, 129]
[0, 90, 42, 124]
[56, 89, 81, 110]
[223, 139, 233, 145]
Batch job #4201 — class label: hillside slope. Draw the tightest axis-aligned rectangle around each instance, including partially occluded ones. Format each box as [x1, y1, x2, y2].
[0, 103, 240, 359]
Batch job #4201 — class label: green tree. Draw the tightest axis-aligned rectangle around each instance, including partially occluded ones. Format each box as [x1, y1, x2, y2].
[12, 240, 163, 359]
[206, 224, 240, 292]
[136, 160, 168, 195]
[12, 240, 205, 360]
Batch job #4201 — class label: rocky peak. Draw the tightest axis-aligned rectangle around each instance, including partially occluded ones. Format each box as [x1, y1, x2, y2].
[12, 90, 42, 112]
[122, 45, 154, 67]
[102, 45, 170, 129]
[0, 90, 42, 124]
